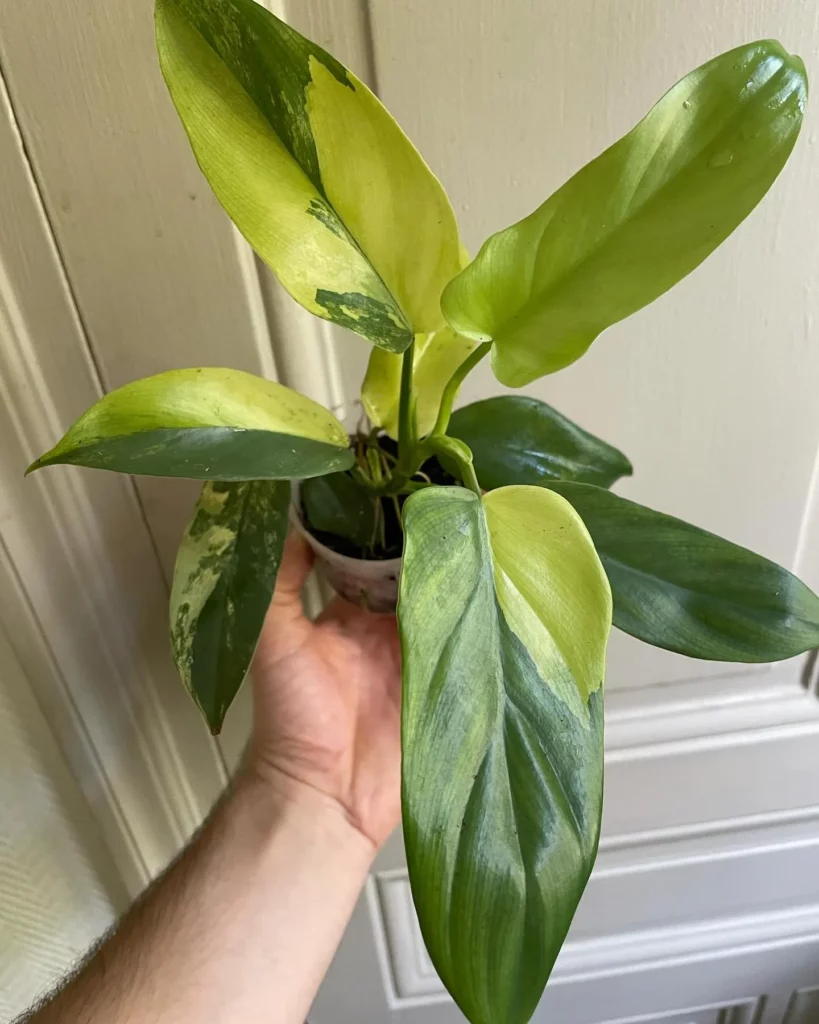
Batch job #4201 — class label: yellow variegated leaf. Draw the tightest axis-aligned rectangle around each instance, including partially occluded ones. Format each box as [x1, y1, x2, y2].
[360, 343, 404, 436]
[399, 484, 611, 1024]
[361, 242, 473, 437]
[156, 0, 461, 352]
[28, 368, 353, 480]
[441, 40, 807, 385]
[483, 485, 610, 718]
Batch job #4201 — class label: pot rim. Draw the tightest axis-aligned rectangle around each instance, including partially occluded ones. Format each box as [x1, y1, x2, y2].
[289, 488, 403, 573]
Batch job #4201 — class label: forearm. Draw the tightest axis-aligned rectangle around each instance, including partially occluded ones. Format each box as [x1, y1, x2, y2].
[31, 770, 375, 1024]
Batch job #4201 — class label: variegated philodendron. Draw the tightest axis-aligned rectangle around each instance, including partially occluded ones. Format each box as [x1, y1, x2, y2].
[27, 4, 815, 1021]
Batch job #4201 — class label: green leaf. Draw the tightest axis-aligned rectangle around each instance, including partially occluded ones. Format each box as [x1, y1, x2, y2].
[155, 0, 461, 352]
[399, 485, 611, 1024]
[449, 395, 632, 489]
[547, 481, 819, 663]
[361, 327, 479, 439]
[441, 40, 807, 386]
[27, 368, 354, 480]
[170, 478, 289, 733]
[301, 471, 377, 548]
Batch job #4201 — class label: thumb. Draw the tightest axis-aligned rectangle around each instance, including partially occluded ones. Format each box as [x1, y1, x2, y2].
[270, 530, 315, 618]
[255, 531, 315, 669]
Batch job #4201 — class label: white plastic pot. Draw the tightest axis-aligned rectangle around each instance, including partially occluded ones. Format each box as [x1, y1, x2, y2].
[290, 488, 401, 613]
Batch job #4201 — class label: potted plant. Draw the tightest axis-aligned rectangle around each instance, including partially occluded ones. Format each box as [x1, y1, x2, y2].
[27, 2, 814, 1021]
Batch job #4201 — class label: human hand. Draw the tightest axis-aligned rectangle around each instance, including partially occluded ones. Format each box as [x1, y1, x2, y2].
[248, 533, 402, 849]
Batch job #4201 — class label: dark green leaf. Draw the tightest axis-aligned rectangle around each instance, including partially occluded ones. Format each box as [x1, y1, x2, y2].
[442, 40, 807, 386]
[449, 395, 632, 490]
[548, 481, 819, 663]
[30, 428, 352, 480]
[170, 478, 289, 733]
[400, 485, 610, 1024]
[301, 471, 377, 548]
[27, 368, 354, 481]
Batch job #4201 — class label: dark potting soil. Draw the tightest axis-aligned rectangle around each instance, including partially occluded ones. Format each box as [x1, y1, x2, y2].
[301, 434, 460, 561]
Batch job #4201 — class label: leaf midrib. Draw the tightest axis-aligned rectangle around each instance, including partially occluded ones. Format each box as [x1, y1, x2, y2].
[449, 532, 587, 857]
[479, 437, 622, 478]
[506, 58, 793, 335]
[602, 552, 806, 629]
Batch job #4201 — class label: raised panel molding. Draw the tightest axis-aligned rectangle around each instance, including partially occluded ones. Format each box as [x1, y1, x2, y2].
[0, 0, 293, 592]
[372, 856, 819, 1010]
[0, 64, 226, 896]
[597, 1001, 761, 1024]
[0, 0, 363, 785]
[782, 987, 819, 1024]
[361, 801, 819, 1022]
[370, 864, 815, 1021]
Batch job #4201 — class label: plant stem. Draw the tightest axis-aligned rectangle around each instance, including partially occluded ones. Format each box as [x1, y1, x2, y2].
[459, 460, 482, 496]
[369, 498, 382, 553]
[361, 336, 488, 499]
[430, 341, 491, 437]
[400, 478, 431, 493]
[351, 465, 377, 490]
[421, 435, 482, 497]
[397, 339, 416, 468]
[366, 446, 383, 484]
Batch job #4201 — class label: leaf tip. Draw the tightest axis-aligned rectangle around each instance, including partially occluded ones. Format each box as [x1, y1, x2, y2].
[199, 701, 226, 737]
[24, 453, 50, 477]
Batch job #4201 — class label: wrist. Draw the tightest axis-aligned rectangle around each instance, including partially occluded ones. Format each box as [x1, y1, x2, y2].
[232, 763, 378, 865]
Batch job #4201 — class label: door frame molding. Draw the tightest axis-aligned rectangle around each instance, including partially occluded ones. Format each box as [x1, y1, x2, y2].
[0, 63, 226, 897]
